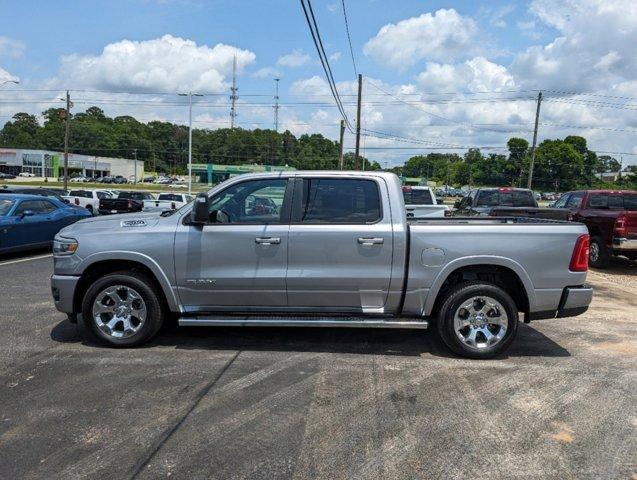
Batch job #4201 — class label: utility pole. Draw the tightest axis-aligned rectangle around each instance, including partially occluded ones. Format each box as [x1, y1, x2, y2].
[527, 91, 542, 189]
[63, 90, 71, 190]
[354, 73, 362, 170]
[178, 91, 203, 194]
[230, 55, 238, 128]
[338, 119, 345, 169]
[273, 78, 280, 132]
[132, 148, 138, 184]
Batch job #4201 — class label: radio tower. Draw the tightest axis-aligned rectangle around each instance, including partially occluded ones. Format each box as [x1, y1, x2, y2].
[229, 55, 238, 128]
[273, 78, 280, 132]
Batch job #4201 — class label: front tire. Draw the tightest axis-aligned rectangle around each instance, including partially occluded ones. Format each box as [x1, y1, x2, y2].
[436, 282, 518, 359]
[81, 271, 165, 347]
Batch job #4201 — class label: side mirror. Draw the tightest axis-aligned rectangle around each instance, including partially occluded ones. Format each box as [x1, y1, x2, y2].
[190, 193, 210, 224]
[20, 210, 35, 219]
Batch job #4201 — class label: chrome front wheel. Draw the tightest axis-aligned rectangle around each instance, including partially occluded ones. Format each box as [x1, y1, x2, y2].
[92, 285, 147, 339]
[453, 296, 508, 350]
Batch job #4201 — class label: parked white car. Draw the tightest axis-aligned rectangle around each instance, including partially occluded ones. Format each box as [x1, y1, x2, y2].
[64, 189, 114, 215]
[402, 186, 449, 218]
[142, 192, 194, 212]
[18, 172, 36, 178]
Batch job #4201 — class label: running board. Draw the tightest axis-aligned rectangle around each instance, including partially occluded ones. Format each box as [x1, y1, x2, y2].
[178, 315, 429, 329]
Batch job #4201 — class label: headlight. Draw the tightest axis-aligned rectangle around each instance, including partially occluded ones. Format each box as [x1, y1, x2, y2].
[53, 238, 78, 255]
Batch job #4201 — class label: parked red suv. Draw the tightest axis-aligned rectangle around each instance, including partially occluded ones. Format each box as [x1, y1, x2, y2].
[554, 190, 637, 267]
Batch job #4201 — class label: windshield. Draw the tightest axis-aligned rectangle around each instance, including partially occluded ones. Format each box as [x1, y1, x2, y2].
[0, 199, 14, 216]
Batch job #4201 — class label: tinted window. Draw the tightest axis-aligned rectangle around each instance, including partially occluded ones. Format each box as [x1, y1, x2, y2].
[476, 190, 499, 206]
[402, 188, 433, 205]
[624, 195, 637, 210]
[511, 190, 536, 207]
[566, 192, 584, 209]
[588, 194, 607, 208]
[299, 178, 380, 224]
[14, 200, 54, 215]
[210, 178, 286, 224]
[118, 192, 146, 200]
[158, 194, 182, 201]
[608, 195, 623, 209]
[553, 193, 570, 208]
[96, 191, 112, 200]
[0, 199, 14, 216]
[476, 189, 536, 207]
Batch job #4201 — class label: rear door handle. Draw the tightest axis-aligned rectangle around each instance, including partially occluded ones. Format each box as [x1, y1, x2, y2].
[357, 237, 384, 245]
[255, 237, 281, 245]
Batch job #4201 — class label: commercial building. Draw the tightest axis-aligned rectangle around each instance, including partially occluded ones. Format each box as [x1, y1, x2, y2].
[0, 148, 143, 180]
[189, 163, 296, 185]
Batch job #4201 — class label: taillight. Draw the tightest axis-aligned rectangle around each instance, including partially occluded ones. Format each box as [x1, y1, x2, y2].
[171, 202, 176, 210]
[614, 214, 627, 237]
[128, 200, 133, 209]
[74, 198, 79, 205]
[569, 234, 589, 272]
[567, 212, 573, 222]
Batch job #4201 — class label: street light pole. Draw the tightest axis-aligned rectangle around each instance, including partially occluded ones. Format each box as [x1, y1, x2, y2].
[178, 91, 203, 194]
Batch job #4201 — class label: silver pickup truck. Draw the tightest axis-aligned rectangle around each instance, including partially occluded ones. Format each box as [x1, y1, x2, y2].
[51, 171, 593, 358]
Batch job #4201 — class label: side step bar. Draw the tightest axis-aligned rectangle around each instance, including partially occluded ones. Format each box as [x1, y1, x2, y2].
[178, 315, 429, 329]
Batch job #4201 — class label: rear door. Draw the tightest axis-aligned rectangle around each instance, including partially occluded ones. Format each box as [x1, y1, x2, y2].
[286, 176, 393, 312]
[11, 200, 54, 245]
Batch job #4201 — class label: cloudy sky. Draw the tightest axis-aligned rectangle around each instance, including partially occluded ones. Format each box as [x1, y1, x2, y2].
[1, 0, 636, 166]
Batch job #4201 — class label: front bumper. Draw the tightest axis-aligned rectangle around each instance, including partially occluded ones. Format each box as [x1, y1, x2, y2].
[613, 237, 637, 251]
[51, 274, 81, 314]
[528, 285, 593, 320]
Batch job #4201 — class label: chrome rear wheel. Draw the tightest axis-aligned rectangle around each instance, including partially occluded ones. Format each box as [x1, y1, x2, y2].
[453, 295, 508, 350]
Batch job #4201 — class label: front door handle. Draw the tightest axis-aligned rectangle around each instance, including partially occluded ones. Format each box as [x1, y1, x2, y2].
[255, 237, 281, 245]
[358, 237, 384, 246]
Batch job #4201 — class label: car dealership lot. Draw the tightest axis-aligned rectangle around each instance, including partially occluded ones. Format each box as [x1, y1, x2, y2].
[0, 254, 635, 479]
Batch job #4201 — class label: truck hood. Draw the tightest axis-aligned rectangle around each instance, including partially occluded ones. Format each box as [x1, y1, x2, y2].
[57, 211, 164, 237]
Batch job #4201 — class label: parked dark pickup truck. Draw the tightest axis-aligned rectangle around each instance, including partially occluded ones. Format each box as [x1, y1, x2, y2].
[554, 189, 637, 267]
[452, 187, 570, 220]
[98, 191, 155, 215]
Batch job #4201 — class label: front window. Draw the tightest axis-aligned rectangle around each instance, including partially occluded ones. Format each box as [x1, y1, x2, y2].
[209, 178, 287, 224]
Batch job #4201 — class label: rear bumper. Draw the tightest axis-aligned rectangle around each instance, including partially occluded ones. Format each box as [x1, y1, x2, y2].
[528, 285, 593, 320]
[51, 274, 80, 314]
[613, 237, 637, 251]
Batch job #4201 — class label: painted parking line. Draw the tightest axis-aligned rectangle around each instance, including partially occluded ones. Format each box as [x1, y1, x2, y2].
[0, 253, 53, 266]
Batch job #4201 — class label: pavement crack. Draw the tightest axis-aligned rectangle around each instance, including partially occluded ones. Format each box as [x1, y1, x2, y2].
[129, 350, 241, 479]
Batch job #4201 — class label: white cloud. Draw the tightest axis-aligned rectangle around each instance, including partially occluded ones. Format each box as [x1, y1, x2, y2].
[512, 0, 637, 90]
[326, 3, 338, 13]
[276, 49, 311, 68]
[0, 37, 25, 59]
[329, 51, 341, 62]
[252, 67, 282, 79]
[57, 34, 256, 93]
[0, 67, 20, 83]
[488, 4, 515, 28]
[363, 9, 479, 70]
[417, 57, 515, 93]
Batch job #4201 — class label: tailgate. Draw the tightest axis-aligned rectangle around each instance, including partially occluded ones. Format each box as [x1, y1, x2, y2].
[625, 212, 637, 238]
[405, 205, 448, 218]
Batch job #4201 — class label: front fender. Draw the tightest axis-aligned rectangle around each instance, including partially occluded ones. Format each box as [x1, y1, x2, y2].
[75, 250, 181, 312]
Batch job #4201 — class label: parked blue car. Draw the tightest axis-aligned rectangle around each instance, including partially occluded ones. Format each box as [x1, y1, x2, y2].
[0, 194, 91, 254]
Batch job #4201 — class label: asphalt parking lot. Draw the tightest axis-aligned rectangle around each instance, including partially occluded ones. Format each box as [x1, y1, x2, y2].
[0, 253, 635, 479]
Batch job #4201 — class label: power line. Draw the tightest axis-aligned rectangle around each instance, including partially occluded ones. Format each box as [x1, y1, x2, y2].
[341, 0, 357, 76]
[300, 0, 353, 132]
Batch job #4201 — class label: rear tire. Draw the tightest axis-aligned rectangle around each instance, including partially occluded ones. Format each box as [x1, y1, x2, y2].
[81, 271, 164, 347]
[588, 236, 610, 268]
[436, 282, 518, 359]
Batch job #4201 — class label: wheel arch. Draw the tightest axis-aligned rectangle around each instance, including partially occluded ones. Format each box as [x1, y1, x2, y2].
[72, 253, 180, 314]
[424, 257, 534, 318]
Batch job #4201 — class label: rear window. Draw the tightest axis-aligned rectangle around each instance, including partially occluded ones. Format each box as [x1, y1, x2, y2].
[69, 190, 91, 198]
[158, 194, 182, 201]
[118, 192, 149, 200]
[476, 190, 536, 207]
[402, 188, 433, 205]
[298, 178, 381, 224]
[589, 193, 637, 210]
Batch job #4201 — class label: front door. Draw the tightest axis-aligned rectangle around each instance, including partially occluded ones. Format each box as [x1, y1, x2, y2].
[174, 177, 292, 312]
[286, 176, 394, 312]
